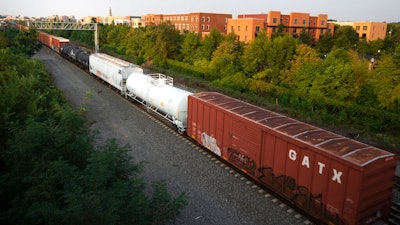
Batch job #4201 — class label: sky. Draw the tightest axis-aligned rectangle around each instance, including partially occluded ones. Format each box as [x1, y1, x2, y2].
[1, 0, 399, 22]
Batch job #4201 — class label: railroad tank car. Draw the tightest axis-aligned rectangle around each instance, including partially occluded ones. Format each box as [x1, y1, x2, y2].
[89, 53, 143, 92]
[187, 92, 397, 225]
[126, 72, 193, 133]
[76, 50, 90, 70]
[60, 44, 72, 58]
[70, 46, 83, 61]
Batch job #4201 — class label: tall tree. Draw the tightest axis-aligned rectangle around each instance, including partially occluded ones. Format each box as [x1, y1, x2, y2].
[194, 28, 223, 63]
[369, 56, 400, 110]
[180, 32, 201, 64]
[315, 33, 335, 55]
[267, 34, 297, 84]
[334, 25, 359, 50]
[209, 32, 243, 78]
[241, 32, 270, 76]
[281, 44, 321, 86]
[298, 27, 312, 45]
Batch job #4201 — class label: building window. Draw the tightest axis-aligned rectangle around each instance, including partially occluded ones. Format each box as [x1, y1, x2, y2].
[245, 36, 247, 41]
[206, 25, 209, 30]
[201, 25, 204, 30]
[303, 19, 306, 25]
[238, 26, 240, 31]
[255, 26, 260, 32]
[202, 16, 205, 22]
[207, 17, 210, 22]
[321, 20, 325, 25]
[356, 26, 360, 30]
[294, 19, 298, 24]
[273, 18, 277, 23]
[245, 26, 248, 31]
[363, 26, 368, 30]
[293, 28, 297, 33]
[224, 25, 227, 30]
[362, 33, 367, 39]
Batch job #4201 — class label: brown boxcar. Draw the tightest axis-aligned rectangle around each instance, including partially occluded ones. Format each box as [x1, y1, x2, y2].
[38, 31, 69, 53]
[187, 92, 397, 225]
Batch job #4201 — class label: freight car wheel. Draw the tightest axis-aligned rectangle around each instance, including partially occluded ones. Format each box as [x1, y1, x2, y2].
[177, 127, 185, 134]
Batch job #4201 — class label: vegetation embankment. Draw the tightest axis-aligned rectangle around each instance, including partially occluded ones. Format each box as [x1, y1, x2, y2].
[0, 27, 187, 225]
[54, 22, 400, 154]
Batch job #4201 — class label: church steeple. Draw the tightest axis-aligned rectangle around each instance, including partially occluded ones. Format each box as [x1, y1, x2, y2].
[108, 7, 112, 16]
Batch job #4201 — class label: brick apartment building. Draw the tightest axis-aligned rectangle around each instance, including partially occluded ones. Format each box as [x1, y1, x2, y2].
[145, 12, 232, 37]
[335, 21, 387, 42]
[228, 11, 335, 43]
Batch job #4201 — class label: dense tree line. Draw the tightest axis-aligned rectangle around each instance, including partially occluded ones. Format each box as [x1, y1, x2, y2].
[0, 27, 187, 225]
[57, 22, 400, 151]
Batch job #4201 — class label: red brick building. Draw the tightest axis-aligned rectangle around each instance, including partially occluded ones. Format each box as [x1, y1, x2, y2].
[145, 12, 232, 37]
[228, 11, 335, 43]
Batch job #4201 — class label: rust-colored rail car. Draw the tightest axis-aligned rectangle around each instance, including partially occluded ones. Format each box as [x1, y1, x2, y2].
[38, 31, 69, 53]
[187, 92, 397, 225]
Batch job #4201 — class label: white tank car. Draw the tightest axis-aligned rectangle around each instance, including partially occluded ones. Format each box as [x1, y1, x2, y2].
[89, 53, 143, 91]
[126, 72, 193, 133]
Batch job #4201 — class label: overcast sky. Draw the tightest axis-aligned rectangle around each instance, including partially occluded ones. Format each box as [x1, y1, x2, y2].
[1, 0, 399, 22]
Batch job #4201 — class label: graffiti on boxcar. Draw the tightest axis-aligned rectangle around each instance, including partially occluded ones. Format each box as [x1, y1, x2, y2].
[257, 167, 345, 225]
[228, 148, 256, 175]
[201, 132, 221, 156]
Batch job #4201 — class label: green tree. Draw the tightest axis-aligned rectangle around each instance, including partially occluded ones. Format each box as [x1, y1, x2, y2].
[334, 25, 359, 50]
[209, 32, 243, 78]
[180, 32, 201, 64]
[369, 56, 400, 110]
[2, 116, 187, 225]
[124, 27, 147, 65]
[369, 39, 384, 57]
[106, 24, 131, 53]
[194, 28, 223, 63]
[326, 47, 352, 64]
[267, 34, 297, 84]
[355, 39, 368, 57]
[298, 27, 312, 45]
[383, 23, 400, 54]
[315, 33, 334, 55]
[271, 23, 285, 39]
[241, 32, 270, 76]
[281, 44, 321, 85]
[310, 61, 355, 101]
[393, 43, 400, 68]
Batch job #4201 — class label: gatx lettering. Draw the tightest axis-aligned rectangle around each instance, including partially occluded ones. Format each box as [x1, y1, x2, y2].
[288, 149, 343, 184]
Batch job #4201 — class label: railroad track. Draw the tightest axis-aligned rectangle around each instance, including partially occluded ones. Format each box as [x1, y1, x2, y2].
[386, 176, 400, 225]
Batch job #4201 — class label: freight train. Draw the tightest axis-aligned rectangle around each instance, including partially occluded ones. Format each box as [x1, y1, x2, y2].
[37, 30, 397, 225]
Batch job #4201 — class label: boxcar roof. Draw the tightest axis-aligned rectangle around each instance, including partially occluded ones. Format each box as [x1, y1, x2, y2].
[53, 36, 70, 42]
[192, 92, 394, 167]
